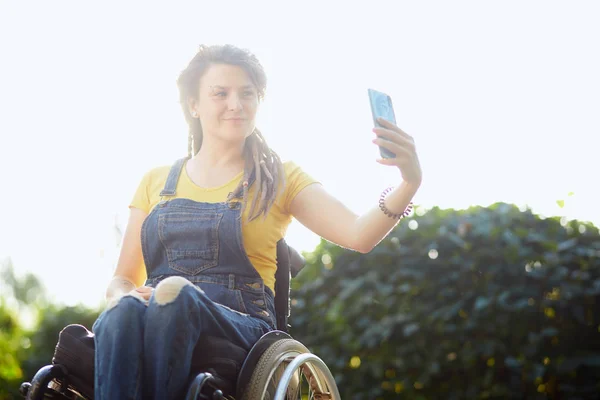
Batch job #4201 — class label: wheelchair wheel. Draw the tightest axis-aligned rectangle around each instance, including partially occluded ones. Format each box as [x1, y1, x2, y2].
[241, 339, 340, 400]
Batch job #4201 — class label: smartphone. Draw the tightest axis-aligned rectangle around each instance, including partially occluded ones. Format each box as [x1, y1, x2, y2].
[368, 88, 397, 159]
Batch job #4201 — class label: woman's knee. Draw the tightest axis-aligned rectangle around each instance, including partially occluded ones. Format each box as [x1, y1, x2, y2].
[106, 289, 146, 311]
[153, 276, 198, 305]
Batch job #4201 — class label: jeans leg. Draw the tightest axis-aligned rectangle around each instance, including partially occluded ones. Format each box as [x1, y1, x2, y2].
[92, 295, 147, 400]
[142, 277, 270, 400]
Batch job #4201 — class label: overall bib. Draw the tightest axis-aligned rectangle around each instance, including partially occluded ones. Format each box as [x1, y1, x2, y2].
[93, 157, 277, 400]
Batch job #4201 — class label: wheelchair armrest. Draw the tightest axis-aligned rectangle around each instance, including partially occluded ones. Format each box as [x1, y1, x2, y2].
[287, 245, 305, 279]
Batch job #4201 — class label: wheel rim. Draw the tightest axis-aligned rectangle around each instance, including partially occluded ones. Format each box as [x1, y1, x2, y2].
[260, 350, 301, 399]
[260, 351, 333, 399]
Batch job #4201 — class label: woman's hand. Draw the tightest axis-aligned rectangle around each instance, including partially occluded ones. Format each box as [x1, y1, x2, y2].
[372, 117, 423, 185]
[105, 280, 153, 309]
[130, 286, 154, 302]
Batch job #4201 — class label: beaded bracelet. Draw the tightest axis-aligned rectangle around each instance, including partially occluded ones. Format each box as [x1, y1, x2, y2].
[379, 187, 414, 220]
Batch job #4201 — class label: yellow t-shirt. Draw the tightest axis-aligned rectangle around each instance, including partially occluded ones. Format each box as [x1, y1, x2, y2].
[129, 160, 318, 292]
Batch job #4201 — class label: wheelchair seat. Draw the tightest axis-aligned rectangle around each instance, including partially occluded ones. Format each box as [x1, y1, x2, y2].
[20, 239, 341, 399]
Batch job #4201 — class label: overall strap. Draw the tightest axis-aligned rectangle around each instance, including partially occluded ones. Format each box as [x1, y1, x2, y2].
[159, 157, 189, 197]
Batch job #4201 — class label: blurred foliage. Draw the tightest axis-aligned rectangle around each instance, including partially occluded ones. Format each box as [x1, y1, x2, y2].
[290, 202, 600, 399]
[0, 261, 100, 399]
[0, 299, 23, 400]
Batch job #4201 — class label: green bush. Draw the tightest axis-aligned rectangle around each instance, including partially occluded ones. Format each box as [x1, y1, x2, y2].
[0, 300, 24, 400]
[290, 203, 600, 399]
[0, 262, 100, 399]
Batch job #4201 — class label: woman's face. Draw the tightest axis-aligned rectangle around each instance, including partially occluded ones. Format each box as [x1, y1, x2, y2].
[190, 63, 259, 143]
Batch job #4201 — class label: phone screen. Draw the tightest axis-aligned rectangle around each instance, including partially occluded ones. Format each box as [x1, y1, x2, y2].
[368, 88, 397, 159]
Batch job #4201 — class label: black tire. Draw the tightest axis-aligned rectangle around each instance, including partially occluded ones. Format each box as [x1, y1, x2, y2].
[241, 339, 309, 400]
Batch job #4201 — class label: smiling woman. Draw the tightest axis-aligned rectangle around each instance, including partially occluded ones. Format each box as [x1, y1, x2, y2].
[90, 43, 421, 400]
[178, 46, 284, 222]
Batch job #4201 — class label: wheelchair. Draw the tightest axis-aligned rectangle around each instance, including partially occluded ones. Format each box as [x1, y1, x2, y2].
[19, 239, 341, 400]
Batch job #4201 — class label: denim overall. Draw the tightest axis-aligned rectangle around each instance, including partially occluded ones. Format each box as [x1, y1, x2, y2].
[92, 157, 276, 400]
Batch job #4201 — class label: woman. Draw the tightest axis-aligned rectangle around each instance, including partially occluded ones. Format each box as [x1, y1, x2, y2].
[92, 44, 422, 400]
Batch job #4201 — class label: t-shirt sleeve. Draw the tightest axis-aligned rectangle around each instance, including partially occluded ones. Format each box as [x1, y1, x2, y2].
[282, 161, 320, 214]
[129, 169, 153, 213]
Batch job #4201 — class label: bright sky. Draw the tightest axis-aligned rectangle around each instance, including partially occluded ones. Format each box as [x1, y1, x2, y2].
[0, 1, 598, 308]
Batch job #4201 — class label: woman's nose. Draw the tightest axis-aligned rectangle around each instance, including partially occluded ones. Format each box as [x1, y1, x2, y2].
[227, 94, 243, 111]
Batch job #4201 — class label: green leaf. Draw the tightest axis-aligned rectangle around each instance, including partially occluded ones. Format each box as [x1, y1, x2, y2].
[504, 357, 523, 369]
[582, 356, 600, 367]
[557, 238, 578, 252]
[474, 296, 491, 311]
[557, 355, 600, 373]
[403, 323, 420, 337]
[541, 327, 559, 337]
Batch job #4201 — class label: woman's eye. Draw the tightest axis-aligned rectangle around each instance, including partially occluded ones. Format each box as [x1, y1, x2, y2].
[243, 91, 255, 97]
[216, 92, 227, 97]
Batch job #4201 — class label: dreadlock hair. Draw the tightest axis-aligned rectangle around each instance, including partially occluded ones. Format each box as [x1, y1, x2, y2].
[176, 44, 284, 222]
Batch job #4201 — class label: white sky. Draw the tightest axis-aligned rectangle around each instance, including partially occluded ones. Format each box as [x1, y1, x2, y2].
[0, 1, 598, 308]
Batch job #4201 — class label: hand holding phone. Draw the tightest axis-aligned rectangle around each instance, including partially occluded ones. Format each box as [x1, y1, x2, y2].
[368, 88, 397, 159]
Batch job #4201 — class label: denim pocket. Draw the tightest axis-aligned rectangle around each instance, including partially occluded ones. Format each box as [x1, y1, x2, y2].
[158, 211, 223, 275]
[196, 282, 249, 315]
[219, 288, 249, 315]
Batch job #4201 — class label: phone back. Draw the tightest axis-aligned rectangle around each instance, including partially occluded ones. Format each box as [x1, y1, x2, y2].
[368, 88, 397, 159]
